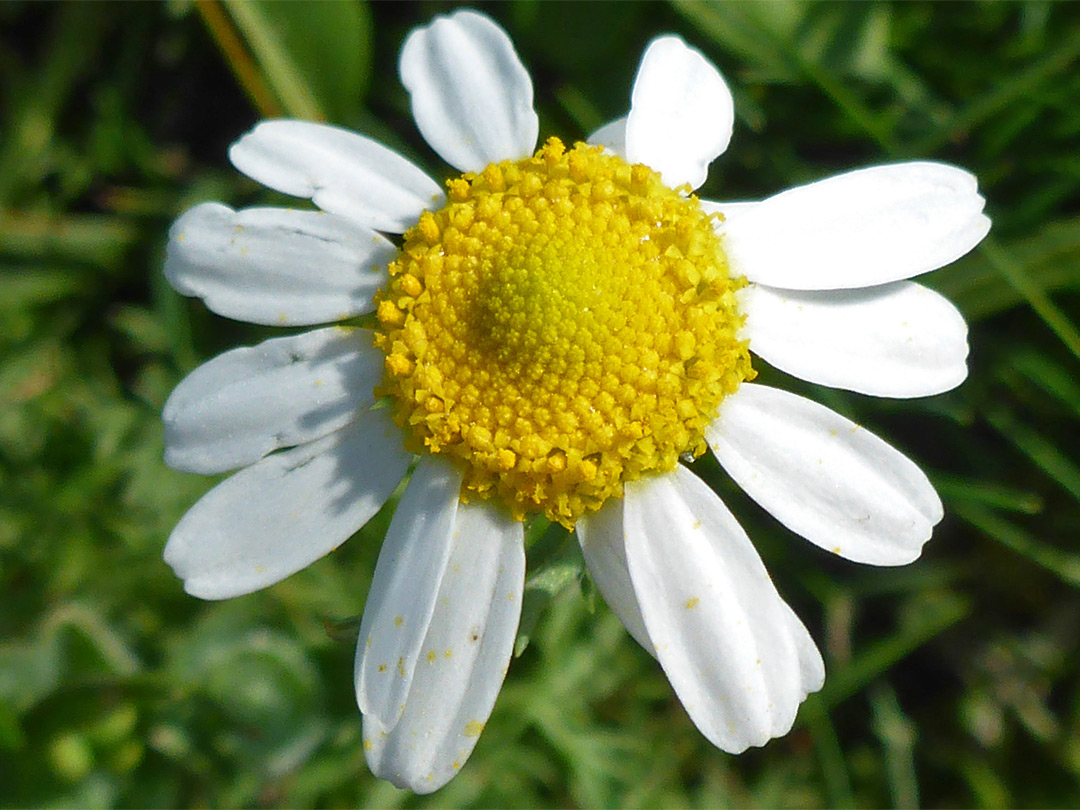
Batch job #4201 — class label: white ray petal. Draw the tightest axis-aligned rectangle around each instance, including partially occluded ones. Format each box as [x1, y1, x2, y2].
[624, 466, 818, 750]
[228, 120, 444, 233]
[587, 117, 628, 158]
[400, 9, 538, 172]
[163, 327, 382, 474]
[165, 203, 394, 326]
[721, 162, 991, 289]
[707, 383, 943, 565]
[164, 408, 411, 599]
[780, 602, 826, 698]
[625, 36, 734, 190]
[361, 500, 524, 794]
[355, 456, 463, 727]
[739, 281, 969, 397]
[577, 501, 654, 654]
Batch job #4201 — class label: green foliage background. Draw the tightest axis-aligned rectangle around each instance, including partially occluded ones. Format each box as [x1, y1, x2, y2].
[2, 1, 1080, 807]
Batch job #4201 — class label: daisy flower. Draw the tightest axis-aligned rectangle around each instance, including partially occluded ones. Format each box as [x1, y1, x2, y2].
[161, 9, 990, 794]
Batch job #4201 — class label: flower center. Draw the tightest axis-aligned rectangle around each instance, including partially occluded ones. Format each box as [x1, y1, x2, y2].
[374, 138, 752, 526]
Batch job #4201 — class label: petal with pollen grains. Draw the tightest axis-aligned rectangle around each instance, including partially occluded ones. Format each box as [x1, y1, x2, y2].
[164, 408, 411, 600]
[228, 120, 444, 233]
[400, 10, 538, 173]
[707, 383, 943, 566]
[623, 466, 820, 751]
[355, 456, 463, 728]
[625, 36, 735, 190]
[361, 499, 524, 794]
[163, 327, 383, 475]
[738, 281, 969, 398]
[721, 162, 991, 289]
[165, 203, 395, 326]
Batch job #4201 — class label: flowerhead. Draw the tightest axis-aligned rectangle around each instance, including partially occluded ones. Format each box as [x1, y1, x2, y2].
[161, 9, 989, 794]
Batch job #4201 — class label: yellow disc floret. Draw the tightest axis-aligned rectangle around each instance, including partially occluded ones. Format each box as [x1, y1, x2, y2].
[374, 138, 753, 526]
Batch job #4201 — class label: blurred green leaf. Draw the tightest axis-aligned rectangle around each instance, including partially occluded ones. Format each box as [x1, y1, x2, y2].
[671, 0, 890, 85]
[0, 603, 141, 712]
[0, 213, 139, 269]
[672, 0, 903, 150]
[0, 5, 108, 206]
[979, 237, 1080, 361]
[954, 502, 1080, 588]
[934, 474, 1044, 515]
[167, 604, 322, 727]
[1002, 349, 1080, 418]
[0, 699, 26, 752]
[927, 217, 1080, 322]
[986, 406, 1080, 503]
[914, 22, 1080, 154]
[0, 267, 84, 309]
[221, 0, 372, 122]
[817, 590, 972, 709]
[515, 521, 582, 658]
[870, 685, 920, 809]
[802, 696, 856, 809]
[960, 759, 1012, 809]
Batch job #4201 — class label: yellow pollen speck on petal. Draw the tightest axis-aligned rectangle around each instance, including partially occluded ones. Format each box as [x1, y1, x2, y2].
[393, 615, 403, 628]
[377, 664, 387, 673]
[686, 597, 700, 610]
[426, 650, 436, 664]
[464, 720, 485, 737]
[373, 138, 753, 526]
[397, 657, 406, 676]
